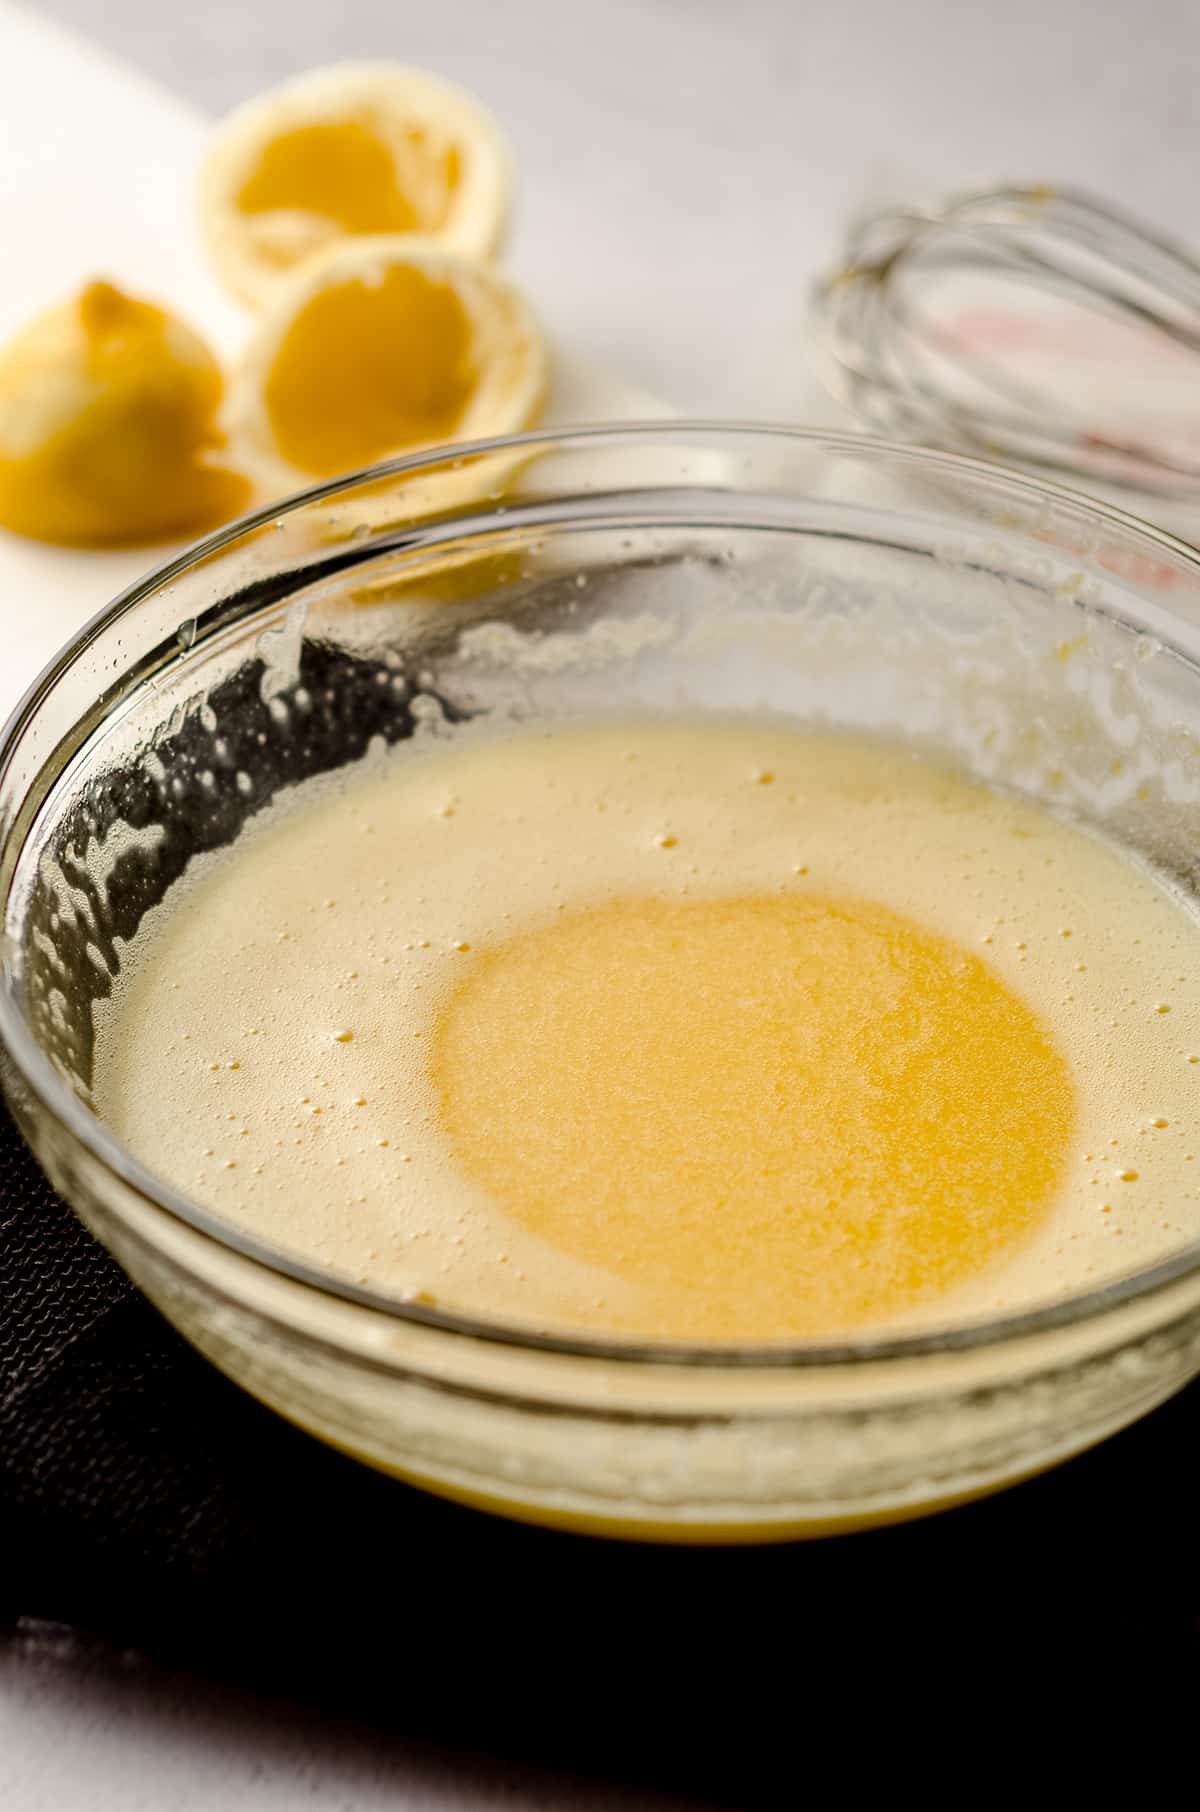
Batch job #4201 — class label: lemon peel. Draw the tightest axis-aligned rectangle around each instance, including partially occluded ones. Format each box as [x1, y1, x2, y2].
[225, 235, 547, 495]
[200, 62, 514, 312]
[0, 280, 249, 547]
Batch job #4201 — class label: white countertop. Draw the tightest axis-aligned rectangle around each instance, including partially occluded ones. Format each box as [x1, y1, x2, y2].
[4, 0, 1200, 1804]
[18, 0, 1200, 420]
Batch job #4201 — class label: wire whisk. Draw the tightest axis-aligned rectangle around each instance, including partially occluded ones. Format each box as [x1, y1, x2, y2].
[811, 184, 1200, 503]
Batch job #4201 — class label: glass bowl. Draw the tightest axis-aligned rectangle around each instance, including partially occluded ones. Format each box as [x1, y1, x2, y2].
[5, 423, 1200, 1543]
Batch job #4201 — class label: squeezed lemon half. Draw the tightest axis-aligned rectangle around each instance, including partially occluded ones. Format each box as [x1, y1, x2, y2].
[0, 65, 538, 549]
[0, 280, 249, 547]
[226, 235, 547, 492]
[200, 62, 514, 311]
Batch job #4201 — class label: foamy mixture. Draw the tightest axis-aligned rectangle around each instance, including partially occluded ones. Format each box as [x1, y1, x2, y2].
[94, 717, 1200, 1340]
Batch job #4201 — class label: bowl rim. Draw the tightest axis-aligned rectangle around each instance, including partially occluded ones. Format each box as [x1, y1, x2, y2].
[6, 417, 1200, 1371]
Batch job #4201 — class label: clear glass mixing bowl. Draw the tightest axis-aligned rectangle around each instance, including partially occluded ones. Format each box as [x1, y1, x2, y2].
[4, 424, 1200, 1541]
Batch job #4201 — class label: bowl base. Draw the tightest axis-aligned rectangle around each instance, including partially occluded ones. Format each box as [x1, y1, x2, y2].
[313, 1426, 1064, 1545]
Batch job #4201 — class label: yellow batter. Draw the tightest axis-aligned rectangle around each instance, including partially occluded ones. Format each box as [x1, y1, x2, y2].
[94, 717, 1200, 1341]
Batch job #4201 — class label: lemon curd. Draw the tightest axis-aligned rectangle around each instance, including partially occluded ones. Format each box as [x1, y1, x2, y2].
[95, 718, 1200, 1343]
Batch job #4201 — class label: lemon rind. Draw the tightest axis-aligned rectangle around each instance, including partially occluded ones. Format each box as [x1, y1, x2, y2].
[199, 61, 516, 312]
[223, 233, 547, 502]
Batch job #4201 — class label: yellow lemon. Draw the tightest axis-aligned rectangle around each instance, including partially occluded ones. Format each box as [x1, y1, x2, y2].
[200, 62, 514, 312]
[0, 280, 250, 547]
[225, 236, 547, 494]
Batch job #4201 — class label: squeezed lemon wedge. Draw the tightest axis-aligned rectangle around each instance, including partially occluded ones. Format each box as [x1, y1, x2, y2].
[226, 236, 547, 492]
[0, 280, 249, 547]
[200, 62, 514, 311]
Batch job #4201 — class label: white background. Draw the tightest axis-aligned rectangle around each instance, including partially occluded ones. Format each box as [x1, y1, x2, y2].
[4, 0, 1200, 1804]
[28, 0, 1200, 415]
